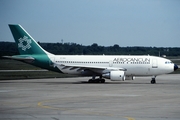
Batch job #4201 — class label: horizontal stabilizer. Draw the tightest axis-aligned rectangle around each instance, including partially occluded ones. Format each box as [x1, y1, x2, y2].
[3, 56, 34, 63]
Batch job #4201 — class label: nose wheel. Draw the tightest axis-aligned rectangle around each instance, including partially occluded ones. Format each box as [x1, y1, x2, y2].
[151, 76, 156, 84]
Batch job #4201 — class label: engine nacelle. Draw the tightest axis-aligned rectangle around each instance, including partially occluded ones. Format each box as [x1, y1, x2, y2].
[102, 71, 125, 81]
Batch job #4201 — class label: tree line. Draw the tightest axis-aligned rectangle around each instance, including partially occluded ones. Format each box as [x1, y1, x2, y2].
[0, 42, 180, 57]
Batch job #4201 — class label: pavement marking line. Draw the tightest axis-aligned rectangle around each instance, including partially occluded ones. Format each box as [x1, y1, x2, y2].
[125, 117, 136, 120]
[37, 99, 71, 111]
[1, 101, 34, 108]
[38, 100, 136, 120]
[37, 100, 59, 110]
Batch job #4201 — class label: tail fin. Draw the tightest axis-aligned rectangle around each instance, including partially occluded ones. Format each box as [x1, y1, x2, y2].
[9, 24, 51, 55]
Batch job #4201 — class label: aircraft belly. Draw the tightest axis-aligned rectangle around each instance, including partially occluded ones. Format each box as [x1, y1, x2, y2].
[125, 65, 150, 76]
[150, 67, 174, 75]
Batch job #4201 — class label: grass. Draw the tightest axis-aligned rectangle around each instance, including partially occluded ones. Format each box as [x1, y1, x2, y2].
[0, 59, 41, 70]
[0, 71, 76, 80]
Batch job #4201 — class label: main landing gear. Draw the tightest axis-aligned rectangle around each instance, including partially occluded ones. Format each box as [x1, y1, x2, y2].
[88, 78, 105, 83]
[151, 76, 156, 84]
[88, 75, 105, 83]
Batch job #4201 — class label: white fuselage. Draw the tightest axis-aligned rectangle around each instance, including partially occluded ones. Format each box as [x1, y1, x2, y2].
[7, 24, 178, 83]
[48, 55, 174, 76]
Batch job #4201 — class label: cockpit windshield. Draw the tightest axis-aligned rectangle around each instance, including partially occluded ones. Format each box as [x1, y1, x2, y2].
[165, 61, 173, 64]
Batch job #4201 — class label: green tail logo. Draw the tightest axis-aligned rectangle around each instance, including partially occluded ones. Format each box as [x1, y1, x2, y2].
[18, 36, 32, 51]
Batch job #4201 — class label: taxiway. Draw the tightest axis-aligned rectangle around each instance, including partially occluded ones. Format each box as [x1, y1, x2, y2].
[0, 74, 180, 120]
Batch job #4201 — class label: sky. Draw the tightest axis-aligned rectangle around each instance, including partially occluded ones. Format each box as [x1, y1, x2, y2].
[0, 0, 180, 47]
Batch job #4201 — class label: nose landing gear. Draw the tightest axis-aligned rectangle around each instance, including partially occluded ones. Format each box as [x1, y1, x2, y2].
[151, 76, 156, 84]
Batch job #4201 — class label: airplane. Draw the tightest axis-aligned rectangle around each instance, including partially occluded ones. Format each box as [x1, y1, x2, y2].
[4, 24, 178, 84]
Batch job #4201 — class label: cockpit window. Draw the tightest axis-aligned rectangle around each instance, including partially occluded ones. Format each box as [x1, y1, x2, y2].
[165, 61, 173, 64]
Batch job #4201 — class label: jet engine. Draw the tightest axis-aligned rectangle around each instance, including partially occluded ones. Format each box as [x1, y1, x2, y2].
[102, 71, 125, 81]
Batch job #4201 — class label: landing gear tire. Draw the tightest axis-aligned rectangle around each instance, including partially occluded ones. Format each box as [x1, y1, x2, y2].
[100, 79, 105, 83]
[88, 79, 105, 83]
[151, 78, 156, 84]
[88, 79, 93, 83]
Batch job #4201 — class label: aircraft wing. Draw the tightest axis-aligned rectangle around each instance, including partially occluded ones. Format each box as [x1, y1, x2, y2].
[55, 63, 126, 74]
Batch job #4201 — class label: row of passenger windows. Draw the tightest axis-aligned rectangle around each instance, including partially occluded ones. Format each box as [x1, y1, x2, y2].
[113, 62, 150, 64]
[56, 61, 109, 64]
[55, 61, 150, 64]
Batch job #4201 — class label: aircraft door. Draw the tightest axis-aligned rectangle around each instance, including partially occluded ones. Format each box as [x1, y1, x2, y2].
[109, 60, 113, 67]
[152, 59, 158, 68]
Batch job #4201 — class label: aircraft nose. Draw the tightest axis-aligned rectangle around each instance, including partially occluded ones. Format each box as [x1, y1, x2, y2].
[174, 64, 178, 71]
